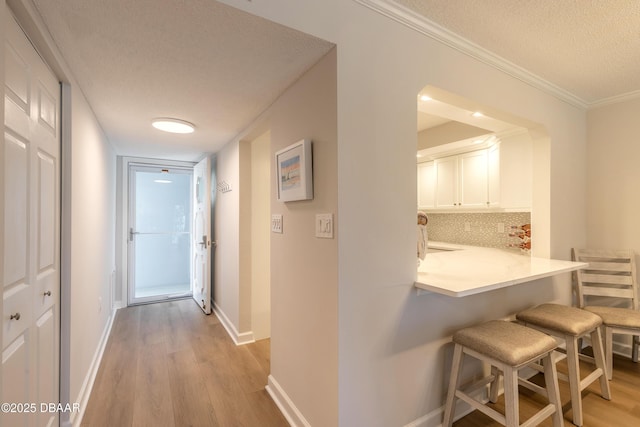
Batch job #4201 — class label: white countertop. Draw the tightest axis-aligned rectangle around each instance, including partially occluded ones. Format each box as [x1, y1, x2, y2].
[415, 242, 587, 297]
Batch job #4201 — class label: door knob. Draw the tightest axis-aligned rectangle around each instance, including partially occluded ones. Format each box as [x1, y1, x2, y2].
[44, 290, 52, 297]
[10, 312, 20, 321]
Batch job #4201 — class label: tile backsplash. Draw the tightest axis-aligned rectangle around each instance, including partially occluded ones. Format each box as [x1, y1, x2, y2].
[425, 212, 531, 252]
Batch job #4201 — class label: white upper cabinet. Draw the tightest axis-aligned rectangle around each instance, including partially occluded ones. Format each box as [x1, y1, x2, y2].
[417, 161, 436, 209]
[434, 155, 459, 208]
[458, 150, 489, 208]
[416, 132, 532, 211]
[432, 150, 488, 209]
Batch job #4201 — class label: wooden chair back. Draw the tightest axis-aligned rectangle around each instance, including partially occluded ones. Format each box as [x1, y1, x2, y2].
[571, 248, 638, 310]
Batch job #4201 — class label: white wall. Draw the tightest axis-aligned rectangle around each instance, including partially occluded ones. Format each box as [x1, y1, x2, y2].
[214, 141, 243, 336]
[68, 87, 116, 422]
[250, 131, 271, 340]
[220, 1, 588, 426]
[267, 48, 338, 427]
[586, 98, 640, 358]
[587, 99, 640, 252]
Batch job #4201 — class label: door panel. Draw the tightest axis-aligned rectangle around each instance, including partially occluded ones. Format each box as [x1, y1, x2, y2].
[2, 336, 30, 427]
[3, 15, 60, 426]
[192, 157, 211, 314]
[3, 132, 28, 286]
[35, 308, 58, 427]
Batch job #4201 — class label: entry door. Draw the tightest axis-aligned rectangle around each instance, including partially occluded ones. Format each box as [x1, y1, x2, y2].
[3, 15, 60, 427]
[128, 165, 193, 305]
[192, 157, 212, 313]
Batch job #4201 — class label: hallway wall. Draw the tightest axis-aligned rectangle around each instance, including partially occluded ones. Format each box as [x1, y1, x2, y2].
[68, 86, 117, 423]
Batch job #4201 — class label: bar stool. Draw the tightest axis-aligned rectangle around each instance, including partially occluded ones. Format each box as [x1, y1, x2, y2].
[443, 320, 564, 427]
[516, 303, 611, 427]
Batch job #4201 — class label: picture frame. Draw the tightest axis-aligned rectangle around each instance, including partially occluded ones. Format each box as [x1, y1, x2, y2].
[275, 139, 313, 202]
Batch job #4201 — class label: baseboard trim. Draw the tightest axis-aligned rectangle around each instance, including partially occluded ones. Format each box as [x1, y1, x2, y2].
[403, 386, 486, 427]
[212, 301, 255, 346]
[70, 306, 119, 427]
[266, 375, 311, 427]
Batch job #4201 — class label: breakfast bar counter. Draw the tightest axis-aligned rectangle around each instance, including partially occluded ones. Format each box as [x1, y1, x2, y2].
[415, 242, 587, 297]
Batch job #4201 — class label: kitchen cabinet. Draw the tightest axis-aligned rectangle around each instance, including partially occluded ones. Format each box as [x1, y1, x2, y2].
[434, 150, 489, 208]
[416, 133, 531, 211]
[417, 161, 435, 208]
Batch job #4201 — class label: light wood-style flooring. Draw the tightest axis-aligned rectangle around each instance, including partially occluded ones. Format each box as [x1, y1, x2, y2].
[81, 299, 288, 427]
[453, 348, 640, 426]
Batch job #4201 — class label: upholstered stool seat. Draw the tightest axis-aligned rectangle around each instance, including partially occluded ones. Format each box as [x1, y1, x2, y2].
[584, 305, 640, 377]
[443, 320, 564, 427]
[517, 303, 611, 427]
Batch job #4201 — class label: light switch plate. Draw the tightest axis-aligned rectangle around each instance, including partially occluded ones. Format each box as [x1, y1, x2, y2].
[271, 214, 283, 233]
[316, 213, 333, 238]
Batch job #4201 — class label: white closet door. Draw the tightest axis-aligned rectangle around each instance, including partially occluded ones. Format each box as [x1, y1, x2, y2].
[3, 14, 60, 427]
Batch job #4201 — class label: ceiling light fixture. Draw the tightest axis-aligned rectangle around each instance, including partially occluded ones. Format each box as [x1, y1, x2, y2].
[152, 118, 195, 134]
[471, 111, 484, 118]
[419, 95, 432, 101]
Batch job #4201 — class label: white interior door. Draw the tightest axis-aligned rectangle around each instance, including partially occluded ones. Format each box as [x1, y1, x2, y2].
[3, 15, 60, 427]
[192, 157, 212, 313]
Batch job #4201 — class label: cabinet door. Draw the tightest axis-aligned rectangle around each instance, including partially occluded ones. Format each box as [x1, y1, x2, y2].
[459, 150, 488, 207]
[434, 156, 458, 208]
[417, 161, 435, 208]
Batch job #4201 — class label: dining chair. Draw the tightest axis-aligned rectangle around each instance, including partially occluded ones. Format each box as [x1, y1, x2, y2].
[572, 248, 640, 379]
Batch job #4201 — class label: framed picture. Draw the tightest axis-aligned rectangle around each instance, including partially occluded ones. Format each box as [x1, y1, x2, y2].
[275, 139, 313, 202]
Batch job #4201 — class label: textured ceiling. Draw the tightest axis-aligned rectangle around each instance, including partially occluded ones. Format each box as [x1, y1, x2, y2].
[32, 0, 334, 160]
[32, 1, 640, 160]
[395, 0, 640, 105]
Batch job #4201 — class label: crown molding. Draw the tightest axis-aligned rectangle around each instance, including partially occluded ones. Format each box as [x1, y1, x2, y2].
[353, 0, 589, 109]
[587, 89, 640, 110]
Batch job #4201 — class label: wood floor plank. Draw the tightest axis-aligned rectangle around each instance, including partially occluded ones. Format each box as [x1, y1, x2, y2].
[245, 389, 290, 427]
[230, 344, 270, 394]
[81, 338, 139, 426]
[201, 356, 263, 427]
[132, 342, 175, 427]
[166, 348, 219, 426]
[247, 338, 271, 376]
[81, 300, 287, 427]
[164, 303, 192, 354]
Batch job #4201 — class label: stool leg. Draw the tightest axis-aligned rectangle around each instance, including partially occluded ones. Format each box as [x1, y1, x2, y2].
[489, 365, 500, 403]
[565, 336, 583, 427]
[443, 344, 464, 427]
[602, 326, 613, 380]
[503, 366, 519, 427]
[590, 327, 611, 400]
[542, 352, 564, 427]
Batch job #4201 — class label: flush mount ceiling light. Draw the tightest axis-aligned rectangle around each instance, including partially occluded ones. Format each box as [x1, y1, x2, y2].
[151, 118, 195, 134]
[419, 95, 432, 101]
[471, 111, 484, 118]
